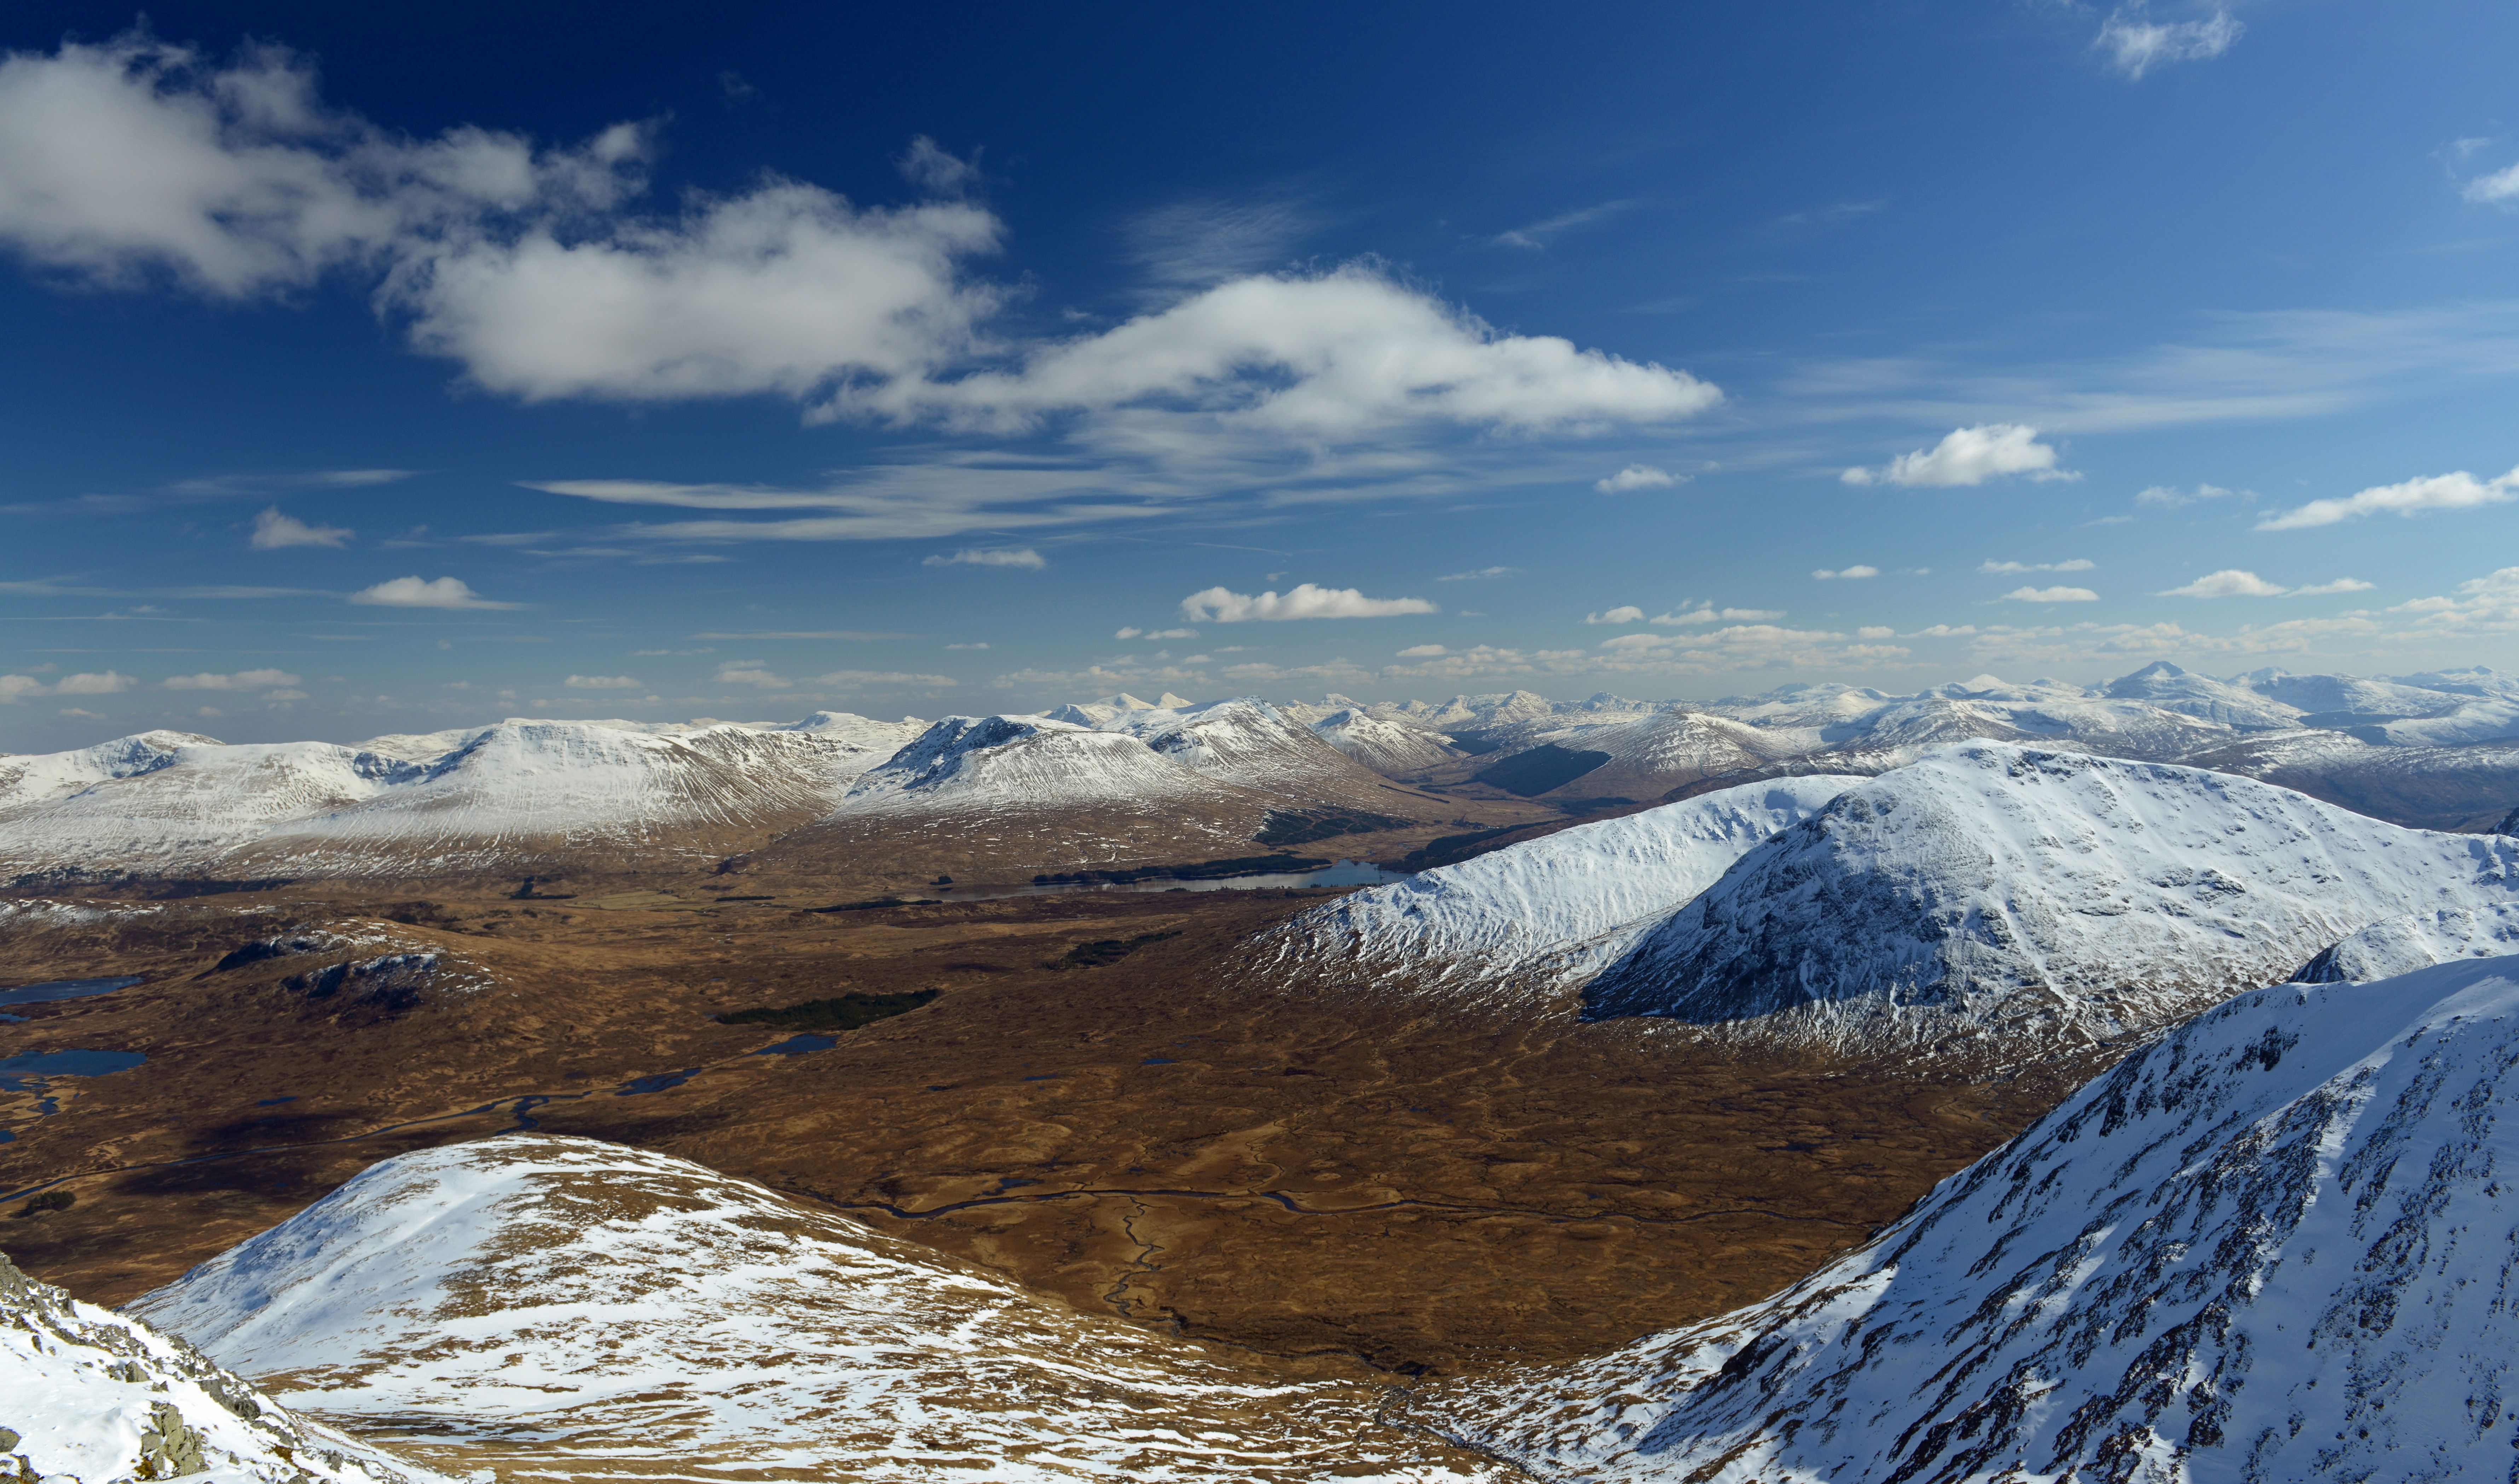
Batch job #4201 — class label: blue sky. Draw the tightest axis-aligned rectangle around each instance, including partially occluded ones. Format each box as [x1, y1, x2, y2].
[3, 0, 2517, 748]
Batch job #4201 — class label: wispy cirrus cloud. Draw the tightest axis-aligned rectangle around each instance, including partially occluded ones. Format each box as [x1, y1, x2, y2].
[2096, 5, 2243, 81]
[2256, 464, 2519, 530]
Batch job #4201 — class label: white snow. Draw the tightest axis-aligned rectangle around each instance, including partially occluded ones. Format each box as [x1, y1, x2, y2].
[1276, 776, 1862, 990]
[133, 1135, 1504, 1483]
[836, 713, 1244, 815]
[1585, 742, 2519, 1062]
[1432, 953, 2519, 1484]
[1303, 707, 1460, 776]
[1, 1251, 444, 1484]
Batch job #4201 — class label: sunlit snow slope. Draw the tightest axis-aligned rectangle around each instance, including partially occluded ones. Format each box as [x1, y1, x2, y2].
[1274, 776, 1862, 992]
[134, 1135, 1504, 1484]
[2, 1250, 443, 1484]
[1585, 742, 2519, 1064]
[1432, 953, 2519, 1484]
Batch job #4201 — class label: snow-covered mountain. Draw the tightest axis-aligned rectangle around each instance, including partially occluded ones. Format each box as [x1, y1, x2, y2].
[134, 1135, 1504, 1483]
[1301, 706, 1462, 776]
[0, 715, 925, 879]
[2, 1249, 443, 1484]
[1094, 696, 1382, 795]
[1584, 742, 2519, 1066]
[1429, 953, 2519, 1484]
[1273, 776, 1862, 992]
[836, 713, 1250, 815]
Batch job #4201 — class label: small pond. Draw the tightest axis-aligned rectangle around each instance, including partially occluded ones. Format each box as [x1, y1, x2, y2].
[0, 976, 143, 1021]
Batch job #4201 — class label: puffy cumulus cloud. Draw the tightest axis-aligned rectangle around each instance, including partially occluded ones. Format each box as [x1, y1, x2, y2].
[1979, 558, 2094, 575]
[1437, 565, 1519, 582]
[1654, 605, 1786, 625]
[0, 673, 50, 702]
[1396, 643, 1449, 657]
[401, 184, 1001, 405]
[2466, 161, 2519, 207]
[809, 669, 955, 688]
[713, 663, 790, 688]
[1594, 463, 1681, 494]
[1812, 565, 1878, 580]
[563, 674, 641, 689]
[1910, 624, 1978, 638]
[251, 507, 351, 549]
[262, 688, 308, 700]
[2097, 5, 2243, 79]
[1857, 626, 1897, 640]
[925, 546, 1045, 569]
[1179, 582, 1435, 622]
[2135, 482, 2248, 508]
[2002, 585, 2100, 602]
[1842, 424, 2074, 488]
[1585, 605, 1644, 625]
[2390, 567, 2519, 633]
[850, 264, 1721, 437]
[163, 667, 301, 690]
[2256, 464, 2519, 530]
[53, 671, 137, 694]
[348, 574, 519, 609]
[2157, 570, 2376, 599]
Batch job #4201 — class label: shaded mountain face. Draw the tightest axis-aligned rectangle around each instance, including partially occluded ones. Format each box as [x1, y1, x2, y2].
[1584, 743, 2519, 1069]
[1, 1250, 443, 1484]
[2184, 729, 2519, 833]
[133, 1135, 1506, 1483]
[1273, 775, 1863, 995]
[0, 716, 925, 881]
[1431, 954, 2519, 1484]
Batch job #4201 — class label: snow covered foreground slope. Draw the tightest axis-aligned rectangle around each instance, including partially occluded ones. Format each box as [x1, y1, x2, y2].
[134, 1136, 1502, 1484]
[1586, 742, 2519, 1064]
[0, 1250, 443, 1484]
[1430, 953, 2519, 1484]
[1271, 776, 1862, 991]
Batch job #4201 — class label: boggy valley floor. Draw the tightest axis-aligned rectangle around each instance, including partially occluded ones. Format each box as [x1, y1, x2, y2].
[1, 878, 2047, 1379]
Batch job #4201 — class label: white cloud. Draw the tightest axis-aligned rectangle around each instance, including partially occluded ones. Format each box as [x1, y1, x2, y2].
[1594, 463, 1681, 494]
[810, 669, 955, 688]
[1143, 627, 1196, 639]
[2097, 5, 2243, 80]
[1978, 558, 2095, 575]
[2255, 464, 2519, 530]
[1178, 582, 1436, 622]
[1857, 626, 1897, 640]
[1437, 565, 1520, 582]
[1911, 624, 1977, 638]
[2134, 482, 2248, 508]
[2390, 566, 2519, 633]
[925, 546, 1046, 569]
[848, 263, 1722, 436]
[945, 641, 989, 650]
[896, 136, 978, 197]
[0, 674, 48, 702]
[1396, 643, 1449, 657]
[564, 674, 641, 689]
[2002, 585, 2100, 602]
[715, 664, 791, 688]
[1654, 606, 1786, 625]
[348, 574, 520, 609]
[1842, 424, 2074, 488]
[163, 667, 301, 690]
[2291, 578, 2375, 596]
[2159, 569, 2287, 598]
[1585, 605, 1645, 625]
[1813, 565, 1879, 580]
[53, 670, 136, 694]
[2466, 162, 2519, 205]
[251, 506, 351, 548]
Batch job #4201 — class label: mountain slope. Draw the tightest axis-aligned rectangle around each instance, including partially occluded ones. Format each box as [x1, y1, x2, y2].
[2, 1250, 444, 1484]
[1304, 706, 1462, 777]
[1585, 742, 2519, 1067]
[1273, 776, 1862, 992]
[1431, 954, 2519, 1484]
[133, 1135, 1504, 1483]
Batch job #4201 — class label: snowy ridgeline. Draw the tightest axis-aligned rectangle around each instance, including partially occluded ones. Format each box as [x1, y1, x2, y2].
[1, 1251, 446, 1484]
[1428, 953, 2519, 1484]
[1283, 743, 2519, 1061]
[132, 1136, 1504, 1484]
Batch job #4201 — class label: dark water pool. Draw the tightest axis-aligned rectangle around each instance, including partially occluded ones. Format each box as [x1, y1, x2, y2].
[0, 976, 143, 1021]
[0, 1049, 148, 1089]
[751, 1034, 837, 1057]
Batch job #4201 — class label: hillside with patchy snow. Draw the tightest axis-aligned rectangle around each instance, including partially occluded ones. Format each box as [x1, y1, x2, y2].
[134, 1135, 1504, 1483]
[1273, 776, 1862, 991]
[1431, 953, 2519, 1484]
[1585, 742, 2519, 1067]
[2, 1250, 443, 1484]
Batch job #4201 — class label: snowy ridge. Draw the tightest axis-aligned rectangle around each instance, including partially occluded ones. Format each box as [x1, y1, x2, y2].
[1585, 742, 2519, 1065]
[836, 713, 1248, 815]
[1430, 954, 2519, 1484]
[1272, 777, 1862, 992]
[1300, 706, 1460, 777]
[1091, 697, 1371, 792]
[0, 1250, 444, 1484]
[134, 1135, 1503, 1483]
[0, 714, 924, 877]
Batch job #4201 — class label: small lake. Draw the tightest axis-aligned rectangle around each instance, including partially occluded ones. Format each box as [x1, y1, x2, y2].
[952, 860, 1412, 900]
[0, 976, 142, 1014]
